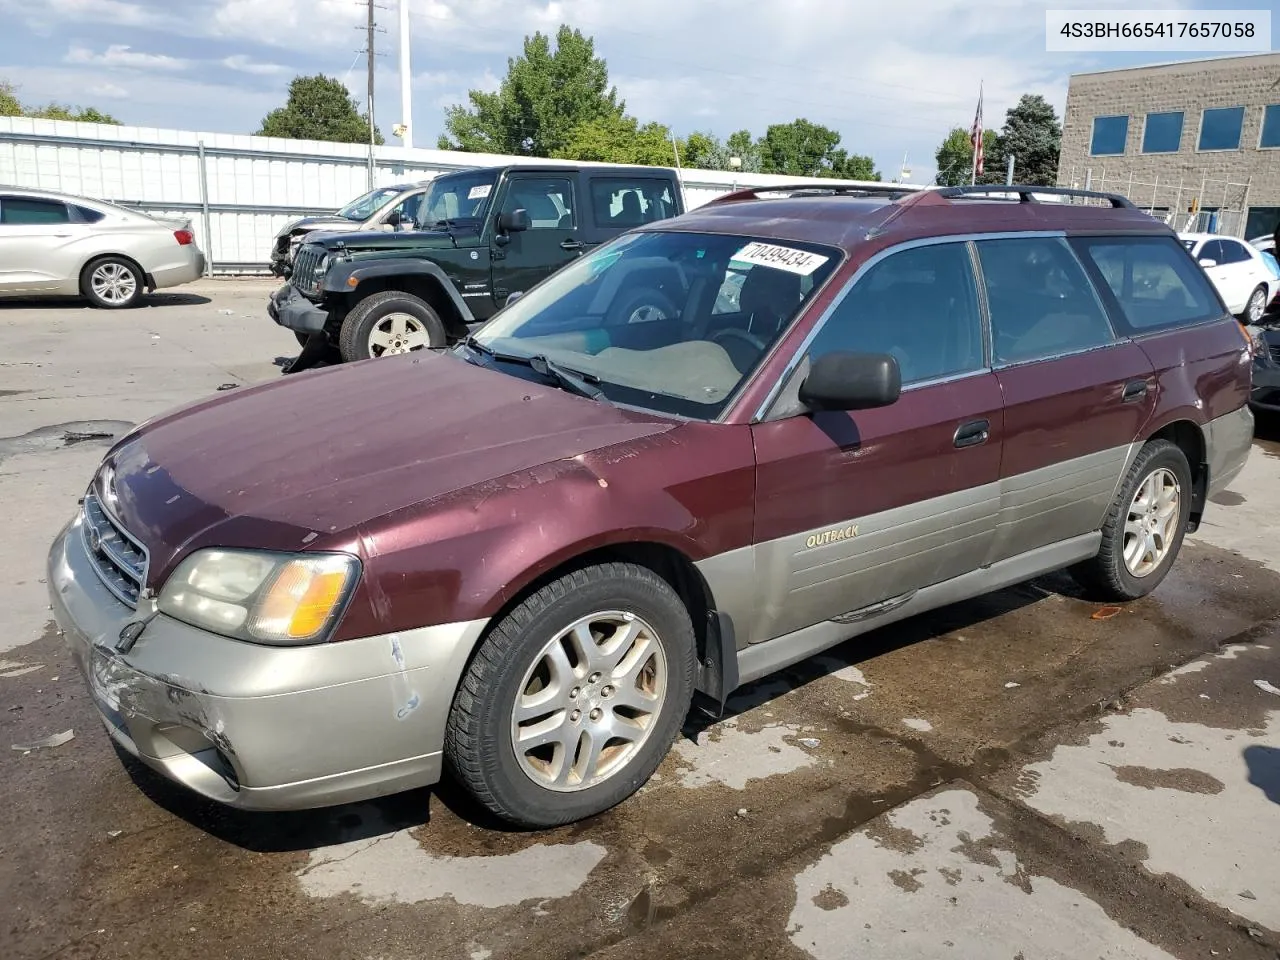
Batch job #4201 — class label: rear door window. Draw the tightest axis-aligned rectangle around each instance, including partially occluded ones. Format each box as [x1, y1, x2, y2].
[0, 197, 72, 224]
[975, 237, 1116, 366]
[589, 178, 677, 229]
[1072, 235, 1224, 332]
[1216, 239, 1253, 265]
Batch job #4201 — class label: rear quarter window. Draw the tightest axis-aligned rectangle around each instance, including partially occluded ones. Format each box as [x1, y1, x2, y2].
[1071, 235, 1224, 333]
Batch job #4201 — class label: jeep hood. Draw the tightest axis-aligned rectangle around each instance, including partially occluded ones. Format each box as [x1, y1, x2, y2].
[100, 353, 675, 586]
[313, 220, 482, 253]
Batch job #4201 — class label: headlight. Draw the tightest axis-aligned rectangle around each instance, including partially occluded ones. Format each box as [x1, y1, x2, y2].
[158, 549, 360, 645]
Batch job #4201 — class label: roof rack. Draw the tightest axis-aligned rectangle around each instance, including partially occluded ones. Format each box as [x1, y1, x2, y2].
[705, 183, 920, 206]
[934, 184, 1136, 208]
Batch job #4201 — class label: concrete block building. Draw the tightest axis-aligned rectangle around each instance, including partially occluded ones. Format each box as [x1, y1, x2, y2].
[1057, 52, 1280, 240]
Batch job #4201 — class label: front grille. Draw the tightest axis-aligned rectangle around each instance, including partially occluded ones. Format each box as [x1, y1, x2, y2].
[290, 245, 324, 295]
[81, 493, 148, 607]
[1269, 344, 1280, 366]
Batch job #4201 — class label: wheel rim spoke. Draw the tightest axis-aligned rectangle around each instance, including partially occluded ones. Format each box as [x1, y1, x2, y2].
[511, 609, 667, 793]
[1123, 466, 1180, 578]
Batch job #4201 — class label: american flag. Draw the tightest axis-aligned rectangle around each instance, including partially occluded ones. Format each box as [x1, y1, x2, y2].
[970, 84, 984, 183]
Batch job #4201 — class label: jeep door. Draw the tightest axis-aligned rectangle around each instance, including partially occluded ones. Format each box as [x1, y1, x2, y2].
[490, 173, 583, 308]
[747, 239, 1005, 644]
[974, 234, 1156, 565]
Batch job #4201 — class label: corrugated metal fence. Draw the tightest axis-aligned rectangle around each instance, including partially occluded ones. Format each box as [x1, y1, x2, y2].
[0, 117, 925, 275]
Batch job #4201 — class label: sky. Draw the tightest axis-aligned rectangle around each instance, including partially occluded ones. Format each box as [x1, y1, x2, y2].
[0, 0, 1272, 184]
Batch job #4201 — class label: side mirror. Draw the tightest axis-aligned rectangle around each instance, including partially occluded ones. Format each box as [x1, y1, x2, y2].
[506, 291, 525, 307]
[384, 211, 403, 226]
[798, 352, 901, 412]
[498, 209, 531, 233]
[1198, 257, 1218, 268]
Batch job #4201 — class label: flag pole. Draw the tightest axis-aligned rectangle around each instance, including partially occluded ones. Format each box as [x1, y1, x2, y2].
[970, 80, 982, 186]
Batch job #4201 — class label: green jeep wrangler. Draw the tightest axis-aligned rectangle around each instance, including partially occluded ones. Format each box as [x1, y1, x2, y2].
[268, 163, 686, 372]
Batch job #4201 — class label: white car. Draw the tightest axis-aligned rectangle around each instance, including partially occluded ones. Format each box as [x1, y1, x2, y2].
[1249, 234, 1276, 255]
[0, 186, 205, 308]
[1180, 231, 1279, 323]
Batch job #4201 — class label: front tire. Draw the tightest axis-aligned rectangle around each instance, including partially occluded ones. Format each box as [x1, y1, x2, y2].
[444, 563, 696, 828]
[81, 256, 145, 309]
[338, 290, 446, 362]
[1069, 439, 1192, 601]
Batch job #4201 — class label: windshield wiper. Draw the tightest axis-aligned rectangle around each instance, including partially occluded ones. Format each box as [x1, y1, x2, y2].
[461, 337, 609, 403]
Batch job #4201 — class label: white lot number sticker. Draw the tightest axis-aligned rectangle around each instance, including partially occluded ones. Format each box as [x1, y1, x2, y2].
[468, 184, 492, 200]
[732, 241, 829, 276]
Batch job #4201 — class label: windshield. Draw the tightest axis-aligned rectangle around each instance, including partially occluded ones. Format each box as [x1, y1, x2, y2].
[465, 230, 841, 419]
[415, 170, 498, 227]
[337, 187, 403, 221]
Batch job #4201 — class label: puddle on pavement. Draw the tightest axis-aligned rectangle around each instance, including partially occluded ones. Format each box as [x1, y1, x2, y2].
[0, 420, 133, 466]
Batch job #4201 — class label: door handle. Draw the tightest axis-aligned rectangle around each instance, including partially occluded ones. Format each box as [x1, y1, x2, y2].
[1122, 379, 1149, 402]
[953, 419, 990, 448]
[560, 239, 584, 251]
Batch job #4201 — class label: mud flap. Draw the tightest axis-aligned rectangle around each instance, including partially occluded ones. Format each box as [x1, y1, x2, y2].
[693, 611, 739, 718]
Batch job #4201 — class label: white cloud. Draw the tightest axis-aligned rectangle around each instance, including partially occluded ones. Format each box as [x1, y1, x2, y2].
[87, 81, 129, 99]
[66, 43, 188, 71]
[221, 54, 289, 76]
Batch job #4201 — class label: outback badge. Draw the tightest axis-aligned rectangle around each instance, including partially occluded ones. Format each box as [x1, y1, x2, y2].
[806, 524, 859, 549]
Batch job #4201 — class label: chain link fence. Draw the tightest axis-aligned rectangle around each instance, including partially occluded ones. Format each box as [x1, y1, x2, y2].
[1059, 164, 1253, 237]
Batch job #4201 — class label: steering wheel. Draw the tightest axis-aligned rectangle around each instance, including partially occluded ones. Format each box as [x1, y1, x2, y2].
[710, 327, 767, 353]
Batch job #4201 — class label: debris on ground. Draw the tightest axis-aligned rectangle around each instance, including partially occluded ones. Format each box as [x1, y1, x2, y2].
[12, 729, 74, 751]
[1004, 682, 1021, 689]
[218, 309, 234, 315]
[799, 738, 821, 749]
[735, 808, 748, 819]
[1238, 889, 1257, 900]
[107, 830, 122, 839]
[1253, 679, 1280, 696]
[215, 383, 239, 391]
[1091, 606, 1123, 620]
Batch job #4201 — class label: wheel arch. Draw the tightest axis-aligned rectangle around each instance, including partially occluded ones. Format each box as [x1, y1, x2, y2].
[1143, 416, 1207, 530]
[337, 262, 474, 339]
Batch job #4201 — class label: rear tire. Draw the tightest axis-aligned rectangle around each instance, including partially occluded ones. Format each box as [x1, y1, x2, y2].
[338, 291, 446, 362]
[81, 256, 145, 309]
[1240, 284, 1268, 324]
[1069, 439, 1192, 601]
[444, 563, 696, 829]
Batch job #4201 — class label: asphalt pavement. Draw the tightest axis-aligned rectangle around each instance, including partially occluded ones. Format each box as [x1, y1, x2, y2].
[1, 279, 1278, 960]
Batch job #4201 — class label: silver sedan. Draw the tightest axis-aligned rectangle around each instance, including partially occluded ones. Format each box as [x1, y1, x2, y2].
[0, 187, 206, 308]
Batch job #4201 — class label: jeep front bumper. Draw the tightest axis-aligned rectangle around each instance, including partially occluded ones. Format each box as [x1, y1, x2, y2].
[268, 283, 329, 334]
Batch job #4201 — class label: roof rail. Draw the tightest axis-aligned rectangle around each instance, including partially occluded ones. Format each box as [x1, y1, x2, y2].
[934, 184, 1136, 208]
[705, 182, 920, 206]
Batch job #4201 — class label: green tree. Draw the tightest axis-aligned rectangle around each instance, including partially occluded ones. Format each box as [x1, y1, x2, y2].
[554, 114, 677, 166]
[681, 131, 726, 169]
[439, 25, 624, 156]
[990, 94, 1061, 186]
[829, 149, 881, 181]
[934, 126, 999, 186]
[257, 74, 382, 144]
[0, 78, 119, 123]
[725, 129, 763, 174]
[760, 118, 842, 177]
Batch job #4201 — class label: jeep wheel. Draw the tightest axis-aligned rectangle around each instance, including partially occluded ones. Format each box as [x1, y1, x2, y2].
[1069, 439, 1192, 602]
[608, 288, 679, 325]
[444, 563, 695, 828]
[338, 290, 446, 362]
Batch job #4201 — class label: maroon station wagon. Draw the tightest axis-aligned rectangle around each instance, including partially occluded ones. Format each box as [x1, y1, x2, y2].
[48, 184, 1255, 828]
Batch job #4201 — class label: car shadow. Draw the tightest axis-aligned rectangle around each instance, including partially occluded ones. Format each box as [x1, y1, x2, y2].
[1244, 745, 1280, 806]
[0, 293, 213, 309]
[681, 573, 1073, 741]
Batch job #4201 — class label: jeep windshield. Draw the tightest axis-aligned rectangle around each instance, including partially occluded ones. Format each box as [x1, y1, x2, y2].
[415, 170, 498, 228]
[337, 187, 404, 221]
[461, 230, 841, 419]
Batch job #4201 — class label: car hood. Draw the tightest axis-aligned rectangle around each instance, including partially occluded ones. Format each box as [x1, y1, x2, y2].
[276, 216, 360, 239]
[102, 353, 676, 585]
[313, 222, 482, 254]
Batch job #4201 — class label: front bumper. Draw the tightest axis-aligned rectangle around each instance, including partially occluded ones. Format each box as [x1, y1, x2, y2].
[47, 516, 488, 811]
[1250, 362, 1280, 412]
[268, 282, 330, 333]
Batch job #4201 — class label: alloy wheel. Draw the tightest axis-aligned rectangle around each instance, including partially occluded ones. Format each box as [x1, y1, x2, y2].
[510, 610, 668, 792]
[1123, 467, 1180, 578]
[91, 263, 137, 305]
[367, 312, 430, 356]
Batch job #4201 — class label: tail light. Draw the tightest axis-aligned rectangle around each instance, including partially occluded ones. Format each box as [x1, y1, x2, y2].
[174, 229, 194, 246]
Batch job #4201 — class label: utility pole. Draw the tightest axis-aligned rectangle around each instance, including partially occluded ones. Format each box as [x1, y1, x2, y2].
[367, 0, 376, 150]
[399, 0, 412, 148]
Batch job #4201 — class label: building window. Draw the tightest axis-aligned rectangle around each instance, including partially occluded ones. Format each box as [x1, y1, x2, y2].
[1198, 106, 1245, 151]
[1261, 105, 1280, 149]
[1141, 111, 1183, 153]
[1090, 115, 1128, 155]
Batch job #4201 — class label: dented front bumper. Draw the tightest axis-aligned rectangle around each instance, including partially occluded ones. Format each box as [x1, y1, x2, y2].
[46, 516, 489, 811]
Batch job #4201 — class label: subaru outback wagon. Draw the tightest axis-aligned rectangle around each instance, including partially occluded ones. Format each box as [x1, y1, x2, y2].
[48, 184, 1254, 829]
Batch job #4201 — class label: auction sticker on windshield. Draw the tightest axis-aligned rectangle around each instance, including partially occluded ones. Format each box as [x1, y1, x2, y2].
[468, 184, 492, 200]
[732, 241, 829, 275]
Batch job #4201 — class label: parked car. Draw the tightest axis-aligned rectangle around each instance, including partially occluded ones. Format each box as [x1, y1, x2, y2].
[49, 183, 1253, 829]
[267, 163, 686, 371]
[0, 187, 204, 308]
[1180, 231, 1279, 323]
[268, 182, 432, 278]
[1248, 234, 1275, 254]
